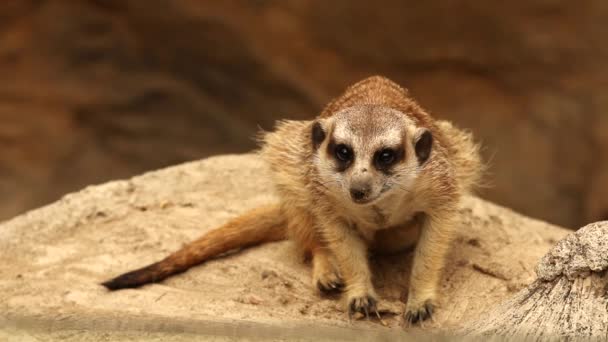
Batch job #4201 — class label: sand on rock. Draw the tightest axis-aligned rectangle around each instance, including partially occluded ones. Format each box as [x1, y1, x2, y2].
[0, 154, 569, 340]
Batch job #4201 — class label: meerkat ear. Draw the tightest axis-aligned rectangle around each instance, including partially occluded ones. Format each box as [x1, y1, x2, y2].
[414, 128, 433, 165]
[311, 121, 326, 150]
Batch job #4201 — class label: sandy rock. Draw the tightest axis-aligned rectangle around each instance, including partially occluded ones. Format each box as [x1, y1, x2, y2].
[0, 154, 569, 339]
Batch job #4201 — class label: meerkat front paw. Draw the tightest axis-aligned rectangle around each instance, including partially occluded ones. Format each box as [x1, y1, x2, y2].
[346, 289, 379, 320]
[314, 268, 344, 294]
[404, 297, 435, 324]
[312, 251, 344, 294]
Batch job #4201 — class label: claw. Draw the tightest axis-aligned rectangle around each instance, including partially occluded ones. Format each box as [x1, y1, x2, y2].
[347, 294, 378, 322]
[403, 300, 435, 326]
[317, 279, 345, 295]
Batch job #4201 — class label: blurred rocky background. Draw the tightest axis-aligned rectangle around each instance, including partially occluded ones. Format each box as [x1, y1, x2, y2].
[0, 0, 607, 228]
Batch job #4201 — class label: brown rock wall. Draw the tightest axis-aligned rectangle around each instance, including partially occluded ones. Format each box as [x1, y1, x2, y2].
[1, 1, 607, 227]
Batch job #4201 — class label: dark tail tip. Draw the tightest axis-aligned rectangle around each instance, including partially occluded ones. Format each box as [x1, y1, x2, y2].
[101, 262, 164, 291]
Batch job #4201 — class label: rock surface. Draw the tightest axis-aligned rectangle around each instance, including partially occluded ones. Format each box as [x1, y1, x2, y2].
[0, 154, 570, 339]
[1, 1, 608, 228]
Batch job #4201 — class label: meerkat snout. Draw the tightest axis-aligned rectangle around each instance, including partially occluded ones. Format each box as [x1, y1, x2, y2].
[350, 188, 367, 201]
[349, 171, 373, 203]
[350, 185, 371, 203]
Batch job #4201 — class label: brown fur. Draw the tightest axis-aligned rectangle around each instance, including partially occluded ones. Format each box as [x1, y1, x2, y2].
[101, 205, 285, 289]
[102, 76, 482, 324]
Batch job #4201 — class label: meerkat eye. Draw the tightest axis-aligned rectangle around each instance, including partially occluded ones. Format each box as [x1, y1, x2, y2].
[374, 147, 402, 173]
[377, 149, 396, 165]
[335, 144, 353, 162]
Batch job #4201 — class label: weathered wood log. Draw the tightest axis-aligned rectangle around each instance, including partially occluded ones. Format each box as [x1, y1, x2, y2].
[464, 221, 608, 340]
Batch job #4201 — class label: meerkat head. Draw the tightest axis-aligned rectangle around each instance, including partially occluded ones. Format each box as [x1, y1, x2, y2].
[311, 105, 433, 205]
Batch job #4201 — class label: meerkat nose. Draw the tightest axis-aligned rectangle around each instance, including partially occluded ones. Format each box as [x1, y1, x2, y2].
[350, 187, 369, 202]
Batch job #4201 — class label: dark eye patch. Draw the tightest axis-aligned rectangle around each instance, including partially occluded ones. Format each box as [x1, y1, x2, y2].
[377, 149, 396, 164]
[327, 139, 354, 172]
[335, 144, 353, 162]
[374, 146, 404, 174]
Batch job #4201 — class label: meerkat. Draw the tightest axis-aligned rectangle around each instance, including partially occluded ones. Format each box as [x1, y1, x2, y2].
[102, 75, 482, 324]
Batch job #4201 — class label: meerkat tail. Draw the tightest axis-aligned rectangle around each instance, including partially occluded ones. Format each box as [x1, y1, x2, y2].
[101, 204, 286, 290]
